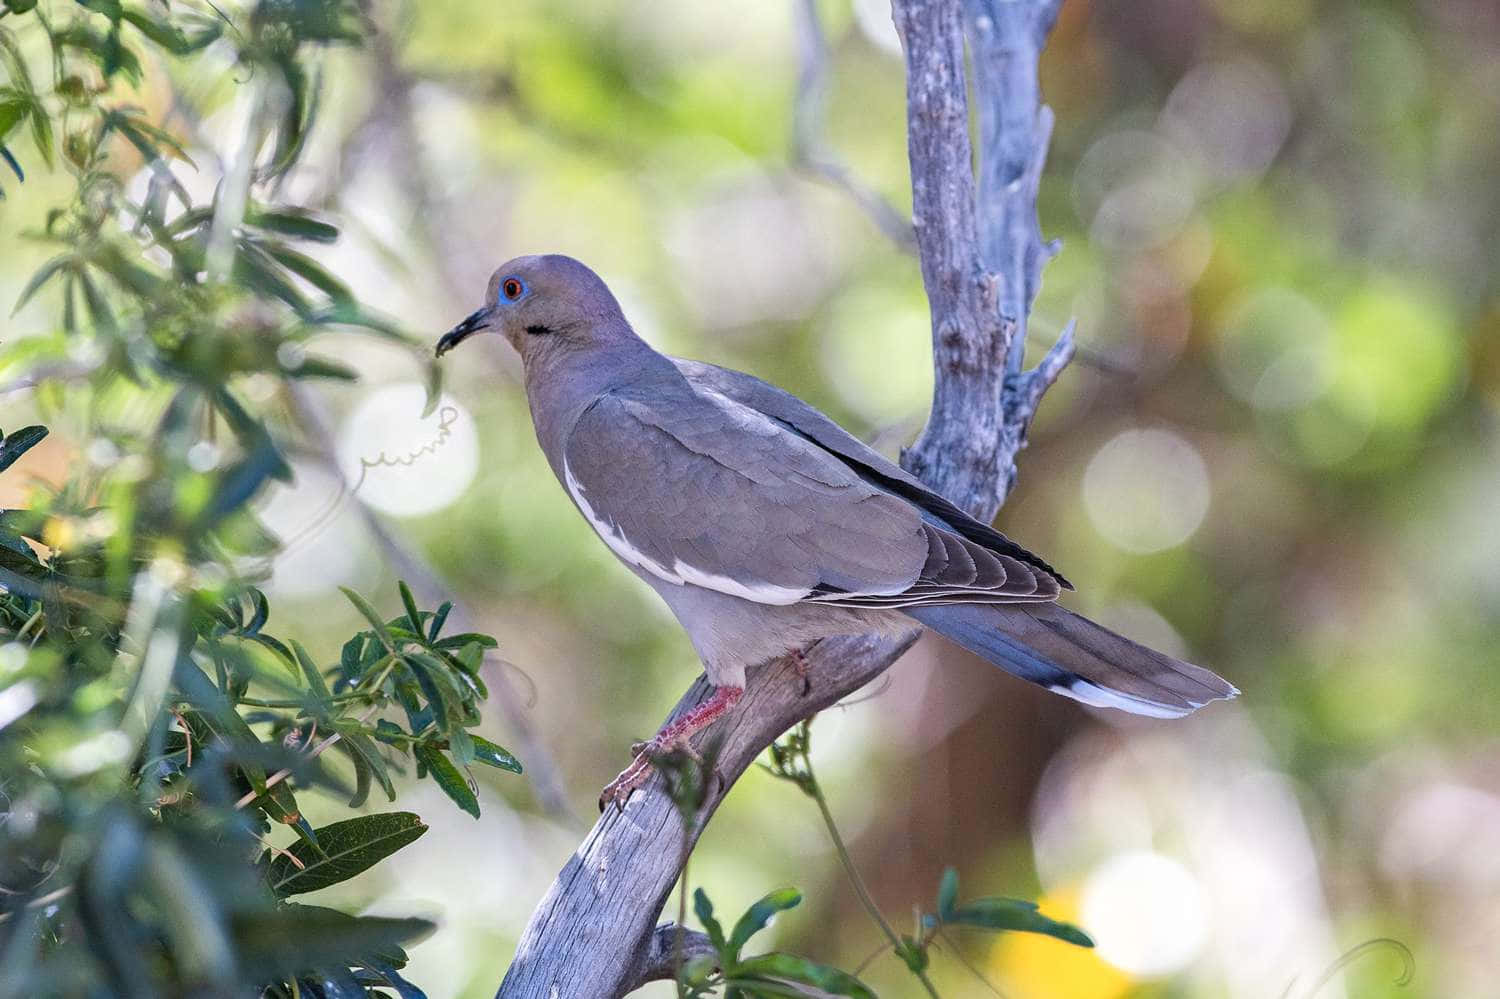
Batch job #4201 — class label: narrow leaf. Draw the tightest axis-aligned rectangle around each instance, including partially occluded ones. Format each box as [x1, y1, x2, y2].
[947, 897, 1094, 948]
[265, 813, 428, 896]
[398, 581, 422, 635]
[12, 253, 71, 313]
[291, 639, 332, 700]
[340, 586, 395, 651]
[693, 888, 727, 953]
[0, 425, 47, 474]
[730, 954, 873, 999]
[414, 744, 479, 818]
[427, 601, 452, 641]
[937, 867, 959, 921]
[248, 206, 339, 242]
[233, 904, 433, 977]
[471, 734, 522, 774]
[727, 888, 802, 957]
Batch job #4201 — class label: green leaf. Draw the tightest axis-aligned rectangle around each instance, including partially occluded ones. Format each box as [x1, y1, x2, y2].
[76, 266, 118, 334]
[471, 734, 522, 774]
[260, 241, 352, 303]
[729, 954, 874, 999]
[101, 107, 193, 164]
[291, 639, 331, 700]
[0, 37, 29, 98]
[397, 581, 422, 635]
[211, 386, 292, 482]
[937, 867, 958, 921]
[247, 206, 340, 242]
[453, 641, 484, 678]
[119, 6, 214, 54]
[1, 144, 21, 184]
[246, 631, 295, 665]
[234, 241, 311, 316]
[0, 97, 27, 141]
[414, 744, 479, 818]
[446, 726, 475, 767]
[233, 904, 433, 978]
[26, 94, 51, 168]
[727, 888, 801, 957]
[0, 425, 47, 474]
[404, 653, 452, 732]
[946, 897, 1094, 948]
[427, 601, 452, 641]
[331, 737, 372, 809]
[433, 633, 497, 651]
[693, 888, 727, 953]
[287, 354, 358, 380]
[247, 588, 270, 633]
[198, 443, 282, 527]
[340, 586, 395, 651]
[338, 728, 395, 802]
[12, 253, 71, 313]
[265, 812, 428, 896]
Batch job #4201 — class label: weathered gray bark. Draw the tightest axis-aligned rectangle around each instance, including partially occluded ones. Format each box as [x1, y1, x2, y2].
[496, 1, 1071, 995]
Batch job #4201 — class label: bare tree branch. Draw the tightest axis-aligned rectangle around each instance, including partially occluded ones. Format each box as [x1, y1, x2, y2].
[620, 924, 719, 993]
[495, 1, 1074, 995]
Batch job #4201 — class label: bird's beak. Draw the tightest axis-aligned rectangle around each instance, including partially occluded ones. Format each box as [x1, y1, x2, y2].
[436, 307, 493, 357]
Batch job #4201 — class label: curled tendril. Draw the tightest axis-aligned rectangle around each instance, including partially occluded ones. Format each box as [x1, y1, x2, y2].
[349, 405, 460, 493]
[278, 405, 461, 556]
[1284, 938, 1415, 999]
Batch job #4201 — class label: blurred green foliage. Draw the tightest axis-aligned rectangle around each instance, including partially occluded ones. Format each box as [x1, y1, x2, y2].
[0, 1, 518, 995]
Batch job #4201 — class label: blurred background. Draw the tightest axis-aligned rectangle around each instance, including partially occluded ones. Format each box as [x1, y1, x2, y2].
[4, 0, 1498, 995]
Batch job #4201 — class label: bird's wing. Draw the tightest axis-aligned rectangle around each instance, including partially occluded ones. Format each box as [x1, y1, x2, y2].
[671, 357, 1071, 589]
[563, 382, 1058, 607]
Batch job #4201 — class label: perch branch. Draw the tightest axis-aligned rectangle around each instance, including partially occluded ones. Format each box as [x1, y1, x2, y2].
[496, 1, 1073, 995]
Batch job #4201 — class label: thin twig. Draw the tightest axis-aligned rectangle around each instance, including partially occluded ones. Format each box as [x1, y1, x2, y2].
[0, 885, 73, 924]
[791, 0, 916, 252]
[0, 359, 103, 397]
[806, 756, 941, 998]
[233, 703, 377, 810]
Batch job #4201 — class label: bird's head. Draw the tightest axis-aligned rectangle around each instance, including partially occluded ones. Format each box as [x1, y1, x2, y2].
[435, 254, 629, 364]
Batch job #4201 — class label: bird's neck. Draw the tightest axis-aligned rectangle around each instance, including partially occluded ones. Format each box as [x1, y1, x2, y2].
[524, 333, 676, 480]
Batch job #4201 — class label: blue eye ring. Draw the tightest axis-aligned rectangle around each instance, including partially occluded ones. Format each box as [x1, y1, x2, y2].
[500, 276, 525, 302]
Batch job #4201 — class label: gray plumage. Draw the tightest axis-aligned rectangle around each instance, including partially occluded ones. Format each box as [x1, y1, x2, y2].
[437, 254, 1236, 720]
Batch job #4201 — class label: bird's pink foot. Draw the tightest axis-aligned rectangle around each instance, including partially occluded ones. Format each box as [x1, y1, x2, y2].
[599, 684, 744, 812]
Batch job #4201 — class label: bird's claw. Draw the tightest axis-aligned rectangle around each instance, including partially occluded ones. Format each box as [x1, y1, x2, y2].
[598, 752, 654, 812]
[599, 734, 697, 812]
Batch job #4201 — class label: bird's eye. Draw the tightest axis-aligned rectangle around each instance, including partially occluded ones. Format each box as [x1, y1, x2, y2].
[501, 277, 524, 301]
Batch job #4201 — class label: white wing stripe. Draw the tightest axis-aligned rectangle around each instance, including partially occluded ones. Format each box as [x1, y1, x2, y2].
[563, 460, 811, 606]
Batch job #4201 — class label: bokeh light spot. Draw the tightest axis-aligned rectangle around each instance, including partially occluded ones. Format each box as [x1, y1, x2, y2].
[1216, 287, 1334, 411]
[1081, 850, 1210, 977]
[1083, 429, 1210, 553]
[1073, 130, 1200, 252]
[337, 383, 480, 518]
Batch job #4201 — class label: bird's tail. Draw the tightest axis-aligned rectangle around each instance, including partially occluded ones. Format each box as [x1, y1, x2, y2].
[905, 602, 1237, 718]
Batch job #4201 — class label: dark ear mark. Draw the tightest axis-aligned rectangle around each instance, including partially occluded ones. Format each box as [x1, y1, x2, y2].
[525, 324, 554, 336]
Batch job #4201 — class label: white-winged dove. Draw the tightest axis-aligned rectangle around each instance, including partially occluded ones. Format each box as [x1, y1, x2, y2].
[438, 255, 1236, 808]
